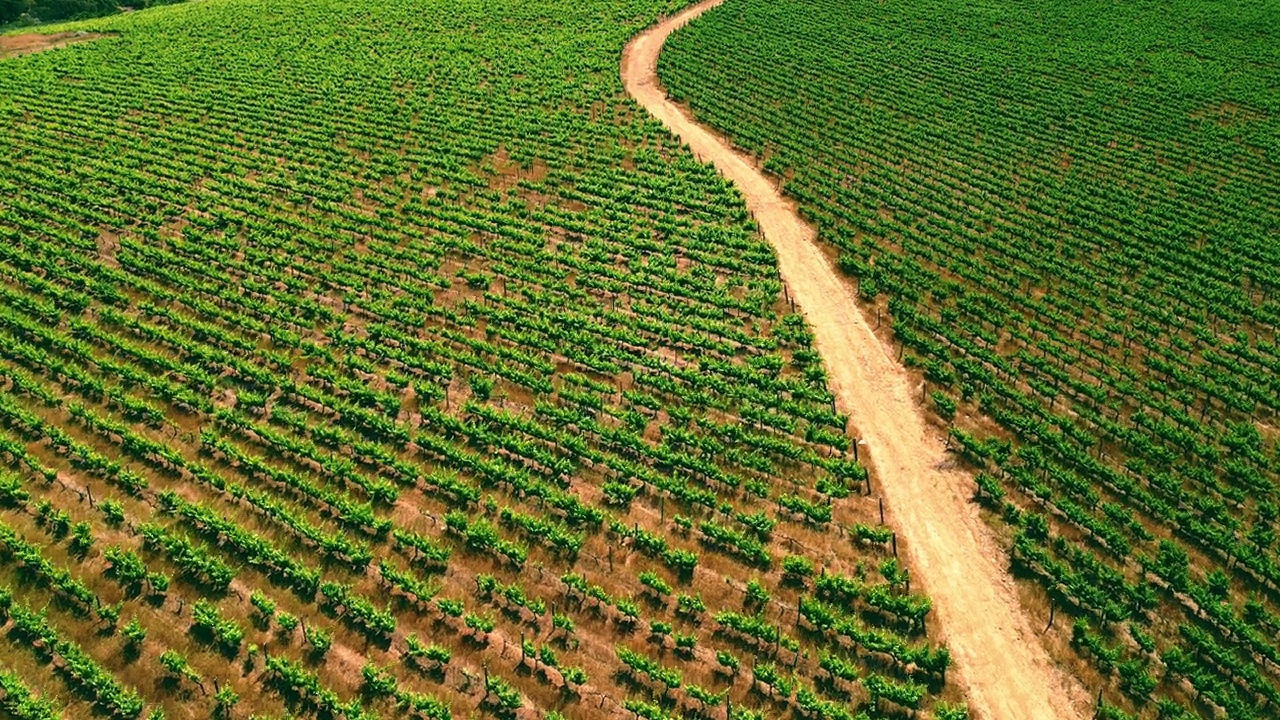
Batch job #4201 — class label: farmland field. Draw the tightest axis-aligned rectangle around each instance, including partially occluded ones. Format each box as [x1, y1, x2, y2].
[661, 0, 1280, 718]
[0, 0, 970, 719]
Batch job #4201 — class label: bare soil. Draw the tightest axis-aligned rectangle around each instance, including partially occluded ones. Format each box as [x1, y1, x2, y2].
[622, 3, 1092, 718]
[0, 31, 111, 60]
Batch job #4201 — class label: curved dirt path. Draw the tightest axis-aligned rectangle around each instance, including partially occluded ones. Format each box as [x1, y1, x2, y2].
[622, 3, 1090, 718]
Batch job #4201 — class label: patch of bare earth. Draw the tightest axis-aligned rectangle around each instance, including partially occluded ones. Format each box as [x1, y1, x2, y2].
[622, 2, 1091, 718]
[0, 31, 112, 60]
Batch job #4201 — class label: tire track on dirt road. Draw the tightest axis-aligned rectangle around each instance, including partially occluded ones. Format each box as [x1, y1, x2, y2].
[622, 2, 1090, 717]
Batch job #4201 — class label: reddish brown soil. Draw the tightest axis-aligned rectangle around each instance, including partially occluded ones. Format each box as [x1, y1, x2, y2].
[622, 2, 1091, 717]
[0, 31, 111, 60]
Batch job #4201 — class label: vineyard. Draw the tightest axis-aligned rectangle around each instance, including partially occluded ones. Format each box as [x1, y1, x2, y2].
[0, 0, 970, 718]
[660, 0, 1280, 718]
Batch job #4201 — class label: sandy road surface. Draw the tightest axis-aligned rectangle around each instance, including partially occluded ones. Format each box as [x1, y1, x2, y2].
[622, 2, 1090, 718]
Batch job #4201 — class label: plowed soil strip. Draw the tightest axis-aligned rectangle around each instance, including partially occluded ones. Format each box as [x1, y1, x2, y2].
[0, 31, 111, 60]
[622, 2, 1089, 718]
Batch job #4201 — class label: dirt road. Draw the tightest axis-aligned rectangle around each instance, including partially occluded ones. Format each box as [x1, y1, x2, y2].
[622, 3, 1090, 718]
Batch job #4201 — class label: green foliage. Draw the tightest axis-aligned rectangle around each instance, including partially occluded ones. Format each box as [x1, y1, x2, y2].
[250, 589, 276, 619]
[615, 598, 641, 620]
[465, 612, 495, 634]
[213, 687, 239, 719]
[68, 522, 93, 555]
[552, 612, 575, 634]
[716, 650, 739, 671]
[276, 612, 299, 633]
[930, 391, 957, 421]
[361, 662, 397, 696]
[304, 624, 333, 655]
[0, 669, 62, 720]
[99, 499, 126, 526]
[160, 649, 199, 684]
[663, 0, 1280, 715]
[0, 0, 961, 715]
[484, 674, 522, 710]
[617, 646, 681, 690]
[8, 0, 119, 25]
[638, 570, 671, 596]
[191, 599, 244, 654]
[436, 598, 465, 617]
[405, 635, 451, 666]
[122, 616, 146, 646]
[676, 593, 705, 615]
[782, 555, 814, 579]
